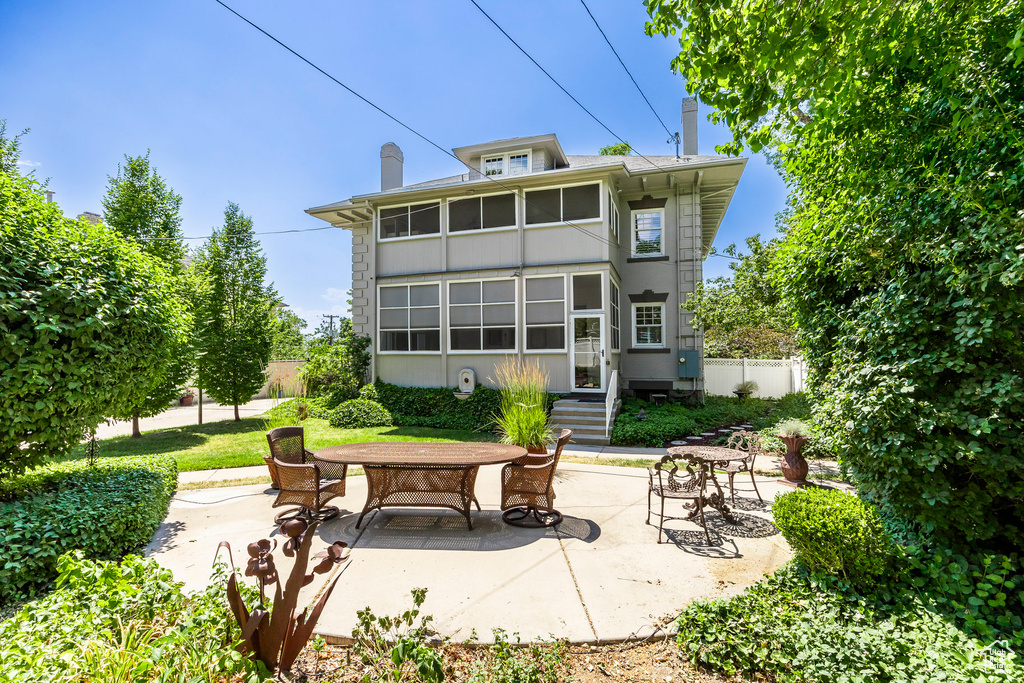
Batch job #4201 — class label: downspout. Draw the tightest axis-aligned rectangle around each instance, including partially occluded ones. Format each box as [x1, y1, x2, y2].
[369, 206, 378, 385]
[693, 171, 703, 402]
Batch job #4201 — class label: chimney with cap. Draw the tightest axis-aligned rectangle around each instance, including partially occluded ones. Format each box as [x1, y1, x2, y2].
[380, 142, 404, 191]
[681, 97, 698, 156]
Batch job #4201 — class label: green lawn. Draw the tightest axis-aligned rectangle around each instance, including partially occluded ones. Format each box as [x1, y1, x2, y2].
[66, 417, 494, 472]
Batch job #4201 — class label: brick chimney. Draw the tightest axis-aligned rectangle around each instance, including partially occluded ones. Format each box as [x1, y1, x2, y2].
[380, 142, 403, 191]
[681, 97, 698, 156]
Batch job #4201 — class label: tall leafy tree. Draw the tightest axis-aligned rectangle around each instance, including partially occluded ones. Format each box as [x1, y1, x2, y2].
[648, 0, 1024, 549]
[599, 142, 631, 155]
[1, 133, 186, 478]
[684, 235, 796, 358]
[102, 152, 192, 437]
[194, 203, 274, 420]
[270, 307, 307, 360]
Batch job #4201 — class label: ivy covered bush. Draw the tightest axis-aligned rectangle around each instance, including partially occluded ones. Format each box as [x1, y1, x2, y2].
[0, 552, 263, 682]
[772, 488, 895, 582]
[328, 398, 393, 429]
[0, 455, 177, 603]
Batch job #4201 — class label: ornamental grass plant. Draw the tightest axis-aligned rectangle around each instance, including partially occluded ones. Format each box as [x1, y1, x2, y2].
[491, 357, 554, 450]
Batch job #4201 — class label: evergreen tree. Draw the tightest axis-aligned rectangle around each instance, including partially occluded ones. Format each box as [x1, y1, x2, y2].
[194, 203, 274, 420]
[102, 152, 192, 437]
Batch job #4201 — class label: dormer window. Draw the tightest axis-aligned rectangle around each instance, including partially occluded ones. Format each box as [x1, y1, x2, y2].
[482, 150, 532, 177]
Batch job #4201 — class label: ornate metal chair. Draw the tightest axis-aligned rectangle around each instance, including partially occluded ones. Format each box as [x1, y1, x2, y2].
[647, 454, 710, 543]
[501, 429, 572, 528]
[265, 426, 314, 490]
[722, 430, 763, 504]
[271, 458, 348, 523]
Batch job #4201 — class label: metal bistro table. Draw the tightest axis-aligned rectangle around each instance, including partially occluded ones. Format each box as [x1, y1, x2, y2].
[665, 445, 749, 524]
[314, 442, 527, 530]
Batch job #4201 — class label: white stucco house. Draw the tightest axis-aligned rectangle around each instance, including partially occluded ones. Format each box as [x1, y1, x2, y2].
[307, 98, 746, 443]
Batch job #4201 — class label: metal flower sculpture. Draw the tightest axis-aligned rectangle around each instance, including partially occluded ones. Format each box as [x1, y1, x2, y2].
[215, 518, 350, 673]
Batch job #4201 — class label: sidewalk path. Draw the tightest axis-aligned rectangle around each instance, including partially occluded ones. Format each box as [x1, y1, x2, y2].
[96, 398, 281, 440]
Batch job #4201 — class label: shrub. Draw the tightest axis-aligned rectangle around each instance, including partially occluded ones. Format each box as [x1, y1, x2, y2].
[0, 552, 262, 682]
[373, 379, 558, 433]
[358, 382, 380, 402]
[772, 488, 895, 581]
[0, 455, 177, 604]
[300, 332, 372, 398]
[611, 395, 775, 447]
[675, 565, 1023, 681]
[328, 398, 393, 429]
[1, 168, 187, 479]
[611, 409, 698, 447]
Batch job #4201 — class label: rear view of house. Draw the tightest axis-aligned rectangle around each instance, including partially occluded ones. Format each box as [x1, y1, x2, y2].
[307, 99, 746, 442]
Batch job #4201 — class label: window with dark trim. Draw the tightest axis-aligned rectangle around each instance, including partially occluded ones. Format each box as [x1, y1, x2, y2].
[449, 280, 516, 351]
[525, 276, 565, 350]
[448, 194, 516, 232]
[610, 282, 620, 350]
[380, 203, 441, 239]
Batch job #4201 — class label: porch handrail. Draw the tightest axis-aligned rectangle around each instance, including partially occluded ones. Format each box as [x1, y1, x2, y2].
[605, 370, 618, 438]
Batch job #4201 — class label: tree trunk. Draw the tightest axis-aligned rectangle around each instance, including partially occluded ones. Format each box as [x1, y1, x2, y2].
[198, 388, 203, 425]
[132, 411, 141, 438]
[234, 403, 240, 421]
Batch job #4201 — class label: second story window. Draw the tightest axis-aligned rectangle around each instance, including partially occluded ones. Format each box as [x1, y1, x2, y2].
[525, 183, 601, 225]
[631, 209, 664, 256]
[449, 193, 516, 232]
[481, 150, 532, 177]
[484, 157, 504, 176]
[633, 303, 664, 347]
[508, 153, 529, 175]
[380, 202, 441, 239]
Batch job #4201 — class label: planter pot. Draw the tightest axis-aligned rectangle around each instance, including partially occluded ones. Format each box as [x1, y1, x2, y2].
[779, 435, 810, 482]
[733, 391, 751, 402]
[179, 395, 194, 407]
[527, 444, 548, 455]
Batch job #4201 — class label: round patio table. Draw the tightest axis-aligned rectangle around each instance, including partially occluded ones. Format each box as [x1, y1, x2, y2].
[314, 442, 527, 530]
[665, 445, 749, 524]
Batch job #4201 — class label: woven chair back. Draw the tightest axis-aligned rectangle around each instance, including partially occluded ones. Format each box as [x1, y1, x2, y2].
[267, 426, 306, 465]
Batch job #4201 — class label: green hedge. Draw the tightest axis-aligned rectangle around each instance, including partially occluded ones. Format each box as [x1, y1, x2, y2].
[0, 455, 177, 604]
[772, 488, 895, 582]
[0, 552, 261, 681]
[328, 398, 393, 428]
[372, 379, 558, 433]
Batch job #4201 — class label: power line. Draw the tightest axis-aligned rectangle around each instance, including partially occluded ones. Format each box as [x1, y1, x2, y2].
[211, 0, 617, 249]
[578, 0, 673, 138]
[466, 0, 675, 174]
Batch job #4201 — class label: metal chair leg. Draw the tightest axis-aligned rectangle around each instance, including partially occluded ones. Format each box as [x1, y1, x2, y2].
[728, 472, 737, 505]
[750, 468, 763, 502]
[646, 488, 652, 525]
[657, 496, 666, 543]
[698, 498, 710, 544]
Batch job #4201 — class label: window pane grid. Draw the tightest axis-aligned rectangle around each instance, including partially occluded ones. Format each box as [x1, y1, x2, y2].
[380, 284, 440, 352]
[525, 184, 600, 225]
[380, 203, 440, 240]
[508, 154, 529, 175]
[448, 281, 516, 351]
[525, 276, 565, 350]
[634, 304, 664, 347]
[633, 210, 663, 255]
[611, 282, 620, 350]
[484, 157, 503, 176]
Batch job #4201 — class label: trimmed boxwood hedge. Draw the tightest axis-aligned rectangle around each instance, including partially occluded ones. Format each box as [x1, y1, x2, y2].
[0, 455, 177, 604]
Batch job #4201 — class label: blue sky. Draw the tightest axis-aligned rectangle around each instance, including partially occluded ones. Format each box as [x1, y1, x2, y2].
[1, 0, 786, 331]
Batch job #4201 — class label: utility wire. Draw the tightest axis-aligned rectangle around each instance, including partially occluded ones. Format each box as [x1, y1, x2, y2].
[209, 0, 614, 250]
[467, 0, 675, 173]
[578, 0, 673, 137]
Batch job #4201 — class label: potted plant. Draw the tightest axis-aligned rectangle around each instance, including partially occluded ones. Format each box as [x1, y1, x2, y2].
[777, 418, 811, 483]
[179, 391, 195, 407]
[733, 380, 758, 402]
[492, 357, 554, 454]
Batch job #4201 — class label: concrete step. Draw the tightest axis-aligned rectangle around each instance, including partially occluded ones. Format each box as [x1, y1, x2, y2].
[549, 413, 605, 425]
[553, 423, 610, 438]
[568, 434, 611, 446]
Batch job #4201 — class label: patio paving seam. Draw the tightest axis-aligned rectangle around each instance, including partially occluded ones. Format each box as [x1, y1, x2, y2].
[556, 528, 599, 642]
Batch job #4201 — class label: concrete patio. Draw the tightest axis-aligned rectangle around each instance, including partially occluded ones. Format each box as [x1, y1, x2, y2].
[148, 461, 795, 644]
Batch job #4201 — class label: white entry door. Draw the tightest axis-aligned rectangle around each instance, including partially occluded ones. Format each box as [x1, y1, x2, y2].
[571, 314, 604, 392]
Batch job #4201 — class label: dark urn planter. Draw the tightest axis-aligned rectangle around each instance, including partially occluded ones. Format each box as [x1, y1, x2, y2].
[779, 435, 810, 483]
[179, 394, 195, 407]
[733, 390, 751, 402]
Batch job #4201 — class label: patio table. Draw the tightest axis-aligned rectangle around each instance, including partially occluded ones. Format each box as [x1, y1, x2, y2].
[314, 442, 527, 530]
[665, 445, 748, 524]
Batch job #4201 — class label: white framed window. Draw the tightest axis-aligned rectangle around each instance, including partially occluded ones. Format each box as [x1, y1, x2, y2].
[378, 283, 441, 352]
[525, 182, 601, 225]
[609, 192, 619, 241]
[448, 279, 517, 352]
[481, 150, 532, 177]
[379, 202, 441, 240]
[633, 303, 664, 347]
[571, 272, 603, 311]
[525, 275, 566, 351]
[448, 192, 516, 233]
[610, 281, 620, 350]
[631, 208, 664, 256]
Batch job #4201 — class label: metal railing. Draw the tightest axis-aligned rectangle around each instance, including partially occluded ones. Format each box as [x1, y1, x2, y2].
[605, 370, 618, 438]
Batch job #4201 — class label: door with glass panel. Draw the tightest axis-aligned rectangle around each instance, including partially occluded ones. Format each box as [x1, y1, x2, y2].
[571, 315, 604, 391]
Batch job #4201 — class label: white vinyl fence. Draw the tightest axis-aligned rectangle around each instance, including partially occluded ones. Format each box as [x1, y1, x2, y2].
[704, 358, 807, 398]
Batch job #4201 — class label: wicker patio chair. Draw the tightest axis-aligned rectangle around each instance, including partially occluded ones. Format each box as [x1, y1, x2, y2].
[265, 426, 314, 490]
[722, 430, 763, 504]
[501, 429, 572, 528]
[646, 454, 710, 544]
[271, 457, 347, 523]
